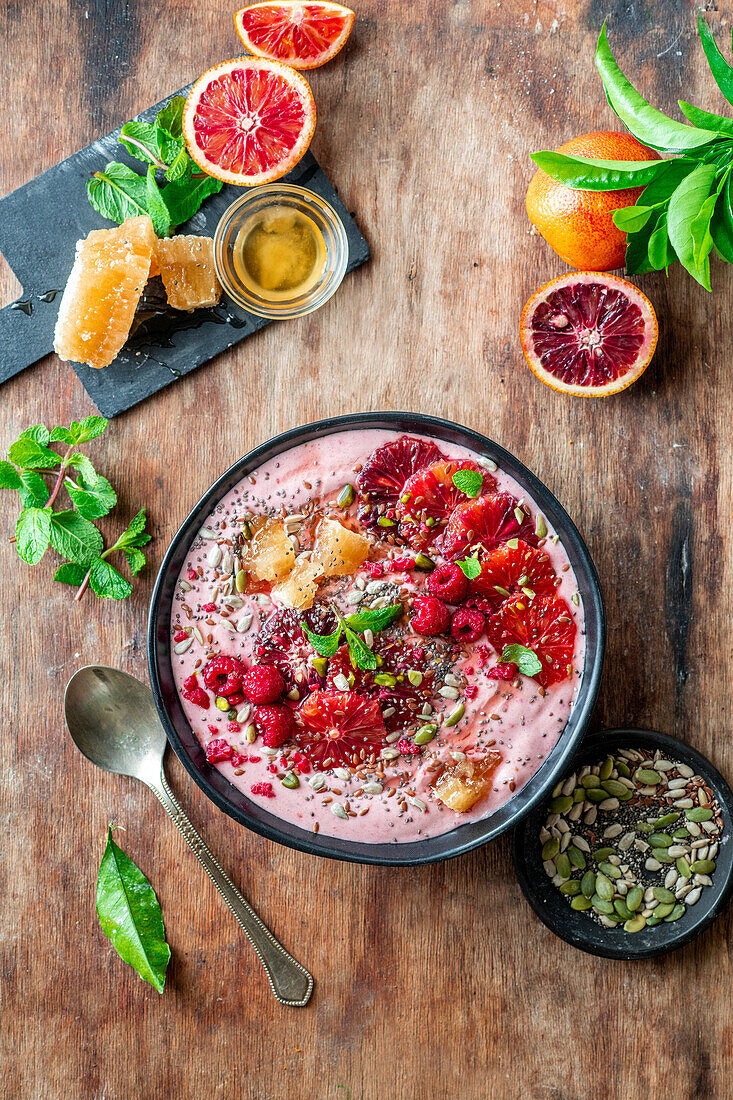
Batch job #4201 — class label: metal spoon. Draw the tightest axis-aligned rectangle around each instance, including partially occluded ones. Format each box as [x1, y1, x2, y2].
[64, 665, 313, 1007]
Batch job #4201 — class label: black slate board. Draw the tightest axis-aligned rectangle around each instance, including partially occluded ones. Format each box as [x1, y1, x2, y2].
[0, 86, 370, 417]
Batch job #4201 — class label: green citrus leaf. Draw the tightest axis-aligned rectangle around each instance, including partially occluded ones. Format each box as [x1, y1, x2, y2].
[595, 23, 720, 152]
[530, 151, 664, 191]
[612, 205, 654, 232]
[667, 163, 718, 289]
[678, 100, 733, 137]
[96, 827, 170, 993]
[698, 13, 733, 109]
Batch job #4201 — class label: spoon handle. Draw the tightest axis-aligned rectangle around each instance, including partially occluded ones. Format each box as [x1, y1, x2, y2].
[150, 768, 314, 1007]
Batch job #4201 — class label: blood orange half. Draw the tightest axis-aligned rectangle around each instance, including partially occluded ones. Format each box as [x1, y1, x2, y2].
[468, 540, 557, 608]
[520, 272, 657, 397]
[235, 1, 355, 70]
[295, 690, 386, 768]
[183, 57, 316, 186]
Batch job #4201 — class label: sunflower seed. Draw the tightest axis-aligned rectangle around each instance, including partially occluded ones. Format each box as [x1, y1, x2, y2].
[439, 685, 460, 699]
[363, 782, 383, 795]
[179, 579, 192, 592]
[409, 797, 427, 813]
[677, 764, 695, 778]
[309, 774, 326, 791]
[174, 637, 193, 654]
[333, 673, 351, 691]
[207, 545, 222, 568]
[381, 748, 399, 761]
[237, 613, 253, 633]
[200, 527, 217, 539]
[603, 824, 623, 839]
[673, 798, 694, 809]
[685, 887, 702, 905]
[331, 803, 349, 820]
[645, 857, 662, 872]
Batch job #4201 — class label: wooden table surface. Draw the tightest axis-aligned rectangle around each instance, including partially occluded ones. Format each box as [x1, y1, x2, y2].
[3, 1, 732, 1097]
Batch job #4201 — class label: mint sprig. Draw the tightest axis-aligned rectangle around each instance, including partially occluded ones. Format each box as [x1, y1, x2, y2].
[303, 603, 404, 672]
[530, 16, 733, 289]
[501, 643, 543, 678]
[452, 469, 484, 498]
[87, 96, 222, 233]
[3, 418, 151, 600]
[456, 555, 482, 580]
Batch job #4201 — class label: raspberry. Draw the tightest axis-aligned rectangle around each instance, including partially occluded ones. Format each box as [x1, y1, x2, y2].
[227, 692, 245, 707]
[183, 674, 199, 692]
[227, 721, 241, 734]
[486, 662, 517, 681]
[203, 655, 246, 696]
[254, 704, 295, 748]
[202, 602, 217, 613]
[183, 671, 210, 709]
[362, 561, 384, 578]
[464, 684, 479, 700]
[411, 595, 450, 636]
[466, 596, 495, 614]
[231, 752, 247, 766]
[476, 645, 492, 668]
[173, 629, 189, 643]
[207, 724, 219, 734]
[390, 556, 416, 571]
[451, 608, 486, 643]
[205, 739, 233, 762]
[250, 781, 275, 797]
[427, 562, 468, 604]
[397, 738, 421, 755]
[248, 755, 261, 763]
[242, 664, 286, 704]
[187, 569, 198, 581]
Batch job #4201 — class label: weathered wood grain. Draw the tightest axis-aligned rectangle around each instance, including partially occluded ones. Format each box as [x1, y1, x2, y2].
[1, 1, 731, 1097]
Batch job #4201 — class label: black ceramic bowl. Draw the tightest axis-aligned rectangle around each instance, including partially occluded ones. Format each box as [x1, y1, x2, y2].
[513, 729, 733, 958]
[147, 412, 605, 866]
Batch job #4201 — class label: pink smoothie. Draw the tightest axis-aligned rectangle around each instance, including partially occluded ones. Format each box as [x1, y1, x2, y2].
[170, 428, 585, 845]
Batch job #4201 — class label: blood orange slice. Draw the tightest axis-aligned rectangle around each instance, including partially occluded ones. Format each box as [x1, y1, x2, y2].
[520, 272, 657, 396]
[442, 493, 538, 561]
[486, 595, 577, 688]
[356, 436, 445, 530]
[235, 1, 355, 70]
[468, 539, 557, 607]
[396, 461, 496, 547]
[183, 57, 316, 186]
[296, 690, 386, 768]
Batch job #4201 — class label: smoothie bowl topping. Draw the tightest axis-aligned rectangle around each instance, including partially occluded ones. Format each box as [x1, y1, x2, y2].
[170, 429, 585, 844]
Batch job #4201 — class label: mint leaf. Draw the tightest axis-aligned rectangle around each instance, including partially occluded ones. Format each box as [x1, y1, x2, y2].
[344, 625, 378, 671]
[124, 546, 147, 576]
[345, 603, 403, 633]
[165, 145, 189, 182]
[16, 507, 51, 564]
[303, 622, 342, 658]
[452, 469, 483, 498]
[87, 162, 150, 224]
[70, 416, 108, 444]
[20, 425, 50, 446]
[501, 643, 543, 678]
[54, 562, 88, 587]
[156, 96, 185, 138]
[66, 474, 117, 520]
[8, 436, 60, 469]
[89, 559, 133, 600]
[49, 511, 104, 565]
[456, 555, 482, 580]
[96, 827, 171, 993]
[49, 426, 73, 443]
[0, 460, 21, 491]
[68, 452, 99, 486]
[146, 166, 172, 237]
[119, 120, 161, 165]
[114, 508, 151, 549]
[162, 175, 223, 228]
[18, 470, 50, 508]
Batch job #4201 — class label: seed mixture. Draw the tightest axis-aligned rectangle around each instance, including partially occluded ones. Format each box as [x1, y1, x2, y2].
[540, 746, 724, 932]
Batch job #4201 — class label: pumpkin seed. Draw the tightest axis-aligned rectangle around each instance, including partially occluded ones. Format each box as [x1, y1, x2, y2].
[676, 857, 691, 878]
[599, 756, 614, 781]
[651, 812, 680, 828]
[636, 821, 655, 834]
[591, 847, 615, 861]
[572, 788, 585, 803]
[626, 885, 643, 912]
[624, 915, 647, 933]
[581, 774, 601, 789]
[672, 827, 690, 839]
[581, 871, 596, 898]
[559, 880, 581, 896]
[567, 846, 586, 870]
[648, 833, 672, 847]
[615, 760, 631, 778]
[541, 838, 560, 861]
[407, 670, 424, 687]
[571, 895, 592, 911]
[602, 779, 631, 799]
[555, 853, 571, 879]
[691, 859, 716, 874]
[664, 904, 686, 922]
[686, 807, 714, 822]
[586, 788, 608, 803]
[651, 850, 675, 864]
[244, 724, 257, 744]
[281, 772, 299, 789]
[535, 514, 548, 539]
[444, 702, 465, 727]
[653, 902, 675, 919]
[591, 895, 615, 915]
[235, 569, 248, 593]
[337, 483, 355, 508]
[652, 887, 676, 903]
[550, 795, 573, 814]
[598, 862, 621, 880]
[414, 553, 434, 571]
[635, 768, 661, 784]
[613, 899, 633, 920]
[414, 724, 437, 745]
[595, 873, 614, 901]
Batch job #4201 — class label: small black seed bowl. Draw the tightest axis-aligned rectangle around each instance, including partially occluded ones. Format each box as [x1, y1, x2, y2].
[512, 729, 733, 959]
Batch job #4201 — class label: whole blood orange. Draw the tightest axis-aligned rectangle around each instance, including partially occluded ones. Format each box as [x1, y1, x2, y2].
[183, 57, 316, 186]
[526, 131, 661, 271]
[235, 1, 355, 70]
[520, 272, 658, 396]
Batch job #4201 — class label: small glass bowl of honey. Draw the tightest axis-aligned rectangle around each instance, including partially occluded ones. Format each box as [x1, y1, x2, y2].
[213, 184, 349, 319]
